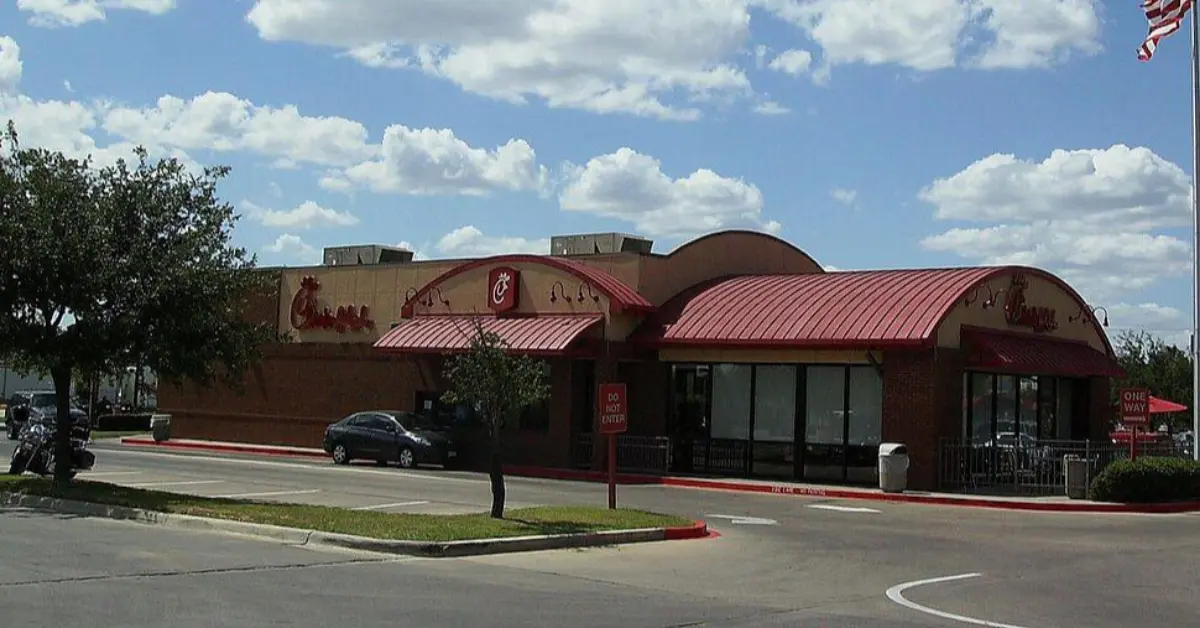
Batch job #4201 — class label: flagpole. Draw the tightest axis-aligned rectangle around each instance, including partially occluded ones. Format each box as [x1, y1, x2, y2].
[1192, 6, 1200, 460]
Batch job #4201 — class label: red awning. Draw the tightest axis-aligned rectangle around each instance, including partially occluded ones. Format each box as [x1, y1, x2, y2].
[374, 314, 602, 355]
[1150, 396, 1188, 414]
[964, 330, 1126, 378]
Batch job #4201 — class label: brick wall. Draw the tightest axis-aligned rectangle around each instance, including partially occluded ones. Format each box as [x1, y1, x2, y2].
[881, 348, 966, 491]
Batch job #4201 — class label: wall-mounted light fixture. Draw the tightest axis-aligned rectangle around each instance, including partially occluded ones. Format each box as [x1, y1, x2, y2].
[964, 284, 998, 308]
[576, 282, 600, 304]
[549, 280, 568, 304]
[419, 286, 450, 309]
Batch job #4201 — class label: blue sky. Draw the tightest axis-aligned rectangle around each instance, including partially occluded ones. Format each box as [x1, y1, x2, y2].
[0, 0, 1195, 344]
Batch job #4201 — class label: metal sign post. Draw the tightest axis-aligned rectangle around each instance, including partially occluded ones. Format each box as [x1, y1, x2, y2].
[597, 383, 628, 509]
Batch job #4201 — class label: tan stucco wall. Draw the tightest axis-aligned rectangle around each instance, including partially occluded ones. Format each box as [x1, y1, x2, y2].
[637, 231, 824, 305]
[280, 259, 645, 343]
[658, 348, 879, 365]
[936, 272, 1110, 352]
[279, 262, 459, 343]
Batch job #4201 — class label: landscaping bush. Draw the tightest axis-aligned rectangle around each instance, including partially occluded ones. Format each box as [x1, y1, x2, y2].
[1089, 457, 1200, 503]
[95, 413, 152, 432]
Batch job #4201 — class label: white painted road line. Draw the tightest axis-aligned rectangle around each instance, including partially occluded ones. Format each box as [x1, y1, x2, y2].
[97, 447, 486, 484]
[808, 504, 882, 514]
[886, 573, 1031, 628]
[124, 480, 225, 488]
[78, 471, 144, 478]
[705, 514, 779, 525]
[213, 489, 321, 499]
[352, 501, 431, 511]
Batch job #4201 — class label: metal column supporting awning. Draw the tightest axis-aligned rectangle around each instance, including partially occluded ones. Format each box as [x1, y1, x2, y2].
[374, 314, 604, 356]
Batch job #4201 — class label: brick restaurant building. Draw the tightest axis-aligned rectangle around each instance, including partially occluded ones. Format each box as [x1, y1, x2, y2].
[159, 230, 1124, 490]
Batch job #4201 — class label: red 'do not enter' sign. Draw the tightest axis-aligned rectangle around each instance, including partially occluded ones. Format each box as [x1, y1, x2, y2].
[1120, 388, 1150, 426]
[598, 383, 628, 435]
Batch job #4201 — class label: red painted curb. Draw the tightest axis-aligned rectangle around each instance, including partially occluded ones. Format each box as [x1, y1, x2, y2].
[663, 520, 709, 541]
[120, 438, 328, 460]
[504, 464, 1200, 514]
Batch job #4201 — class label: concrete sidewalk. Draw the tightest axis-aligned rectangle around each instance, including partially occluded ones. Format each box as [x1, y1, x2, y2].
[119, 436, 1200, 514]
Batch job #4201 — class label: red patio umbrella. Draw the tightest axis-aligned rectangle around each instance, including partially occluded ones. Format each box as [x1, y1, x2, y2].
[1149, 396, 1188, 414]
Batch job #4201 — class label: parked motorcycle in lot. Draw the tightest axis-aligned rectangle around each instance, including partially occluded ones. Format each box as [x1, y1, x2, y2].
[8, 415, 95, 478]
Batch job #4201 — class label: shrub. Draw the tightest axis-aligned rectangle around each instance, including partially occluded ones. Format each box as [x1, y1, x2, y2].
[1089, 457, 1200, 503]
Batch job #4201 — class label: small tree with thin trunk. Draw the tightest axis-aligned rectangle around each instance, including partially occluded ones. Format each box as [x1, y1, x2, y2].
[441, 320, 550, 519]
[0, 121, 276, 485]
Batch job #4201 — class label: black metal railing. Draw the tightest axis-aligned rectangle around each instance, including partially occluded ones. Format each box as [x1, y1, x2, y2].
[571, 434, 672, 475]
[937, 438, 1191, 496]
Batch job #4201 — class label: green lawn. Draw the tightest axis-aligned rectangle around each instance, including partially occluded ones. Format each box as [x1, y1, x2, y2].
[0, 476, 692, 542]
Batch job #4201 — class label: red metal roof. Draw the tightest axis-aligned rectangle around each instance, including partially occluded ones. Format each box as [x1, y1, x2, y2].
[375, 314, 603, 355]
[401, 255, 653, 317]
[637, 268, 1004, 348]
[964, 330, 1125, 378]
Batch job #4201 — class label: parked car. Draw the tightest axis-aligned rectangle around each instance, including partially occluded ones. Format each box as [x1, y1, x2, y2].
[322, 410, 458, 469]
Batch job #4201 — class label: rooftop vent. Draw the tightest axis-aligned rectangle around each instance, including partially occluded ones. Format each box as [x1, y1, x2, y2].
[550, 233, 654, 256]
[322, 245, 414, 266]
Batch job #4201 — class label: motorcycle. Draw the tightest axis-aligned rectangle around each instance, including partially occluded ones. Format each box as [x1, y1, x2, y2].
[8, 415, 95, 478]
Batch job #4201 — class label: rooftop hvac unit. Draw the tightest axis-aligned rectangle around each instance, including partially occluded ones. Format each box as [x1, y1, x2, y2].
[322, 245, 414, 266]
[550, 233, 654, 256]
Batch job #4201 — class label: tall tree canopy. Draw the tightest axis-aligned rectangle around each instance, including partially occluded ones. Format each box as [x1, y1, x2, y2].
[0, 121, 277, 483]
[442, 321, 550, 518]
[1112, 330, 1193, 433]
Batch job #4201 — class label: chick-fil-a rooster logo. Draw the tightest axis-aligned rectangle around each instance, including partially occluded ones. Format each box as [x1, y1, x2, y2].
[290, 275, 375, 333]
[488, 267, 520, 313]
[1003, 273, 1057, 333]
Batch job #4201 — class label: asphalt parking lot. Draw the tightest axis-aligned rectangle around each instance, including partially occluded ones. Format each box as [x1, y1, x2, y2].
[2, 439, 1199, 627]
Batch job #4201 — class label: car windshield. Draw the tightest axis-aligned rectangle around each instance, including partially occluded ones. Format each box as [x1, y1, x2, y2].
[385, 412, 437, 431]
[29, 394, 56, 408]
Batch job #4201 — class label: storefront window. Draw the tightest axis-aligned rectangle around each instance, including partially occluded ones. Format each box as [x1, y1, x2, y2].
[846, 366, 882, 481]
[968, 372, 993, 443]
[805, 366, 845, 481]
[1018, 376, 1037, 441]
[752, 365, 797, 477]
[995, 375, 1017, 440]
[1056, 378, 1075, 439]
[668, 364, 710, 473]
[1037, 376, 1057, 441]
[711, 364, 751, 441]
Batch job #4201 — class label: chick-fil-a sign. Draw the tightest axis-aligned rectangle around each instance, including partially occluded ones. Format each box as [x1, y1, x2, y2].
[487, 267, 519, 313]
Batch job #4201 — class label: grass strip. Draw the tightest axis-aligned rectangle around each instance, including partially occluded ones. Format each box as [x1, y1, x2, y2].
[89, 430, 150, 439]
[0, 476, 692, 542]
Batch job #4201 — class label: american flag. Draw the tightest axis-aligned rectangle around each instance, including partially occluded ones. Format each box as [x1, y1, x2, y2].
[1139, 0, 1194, 61]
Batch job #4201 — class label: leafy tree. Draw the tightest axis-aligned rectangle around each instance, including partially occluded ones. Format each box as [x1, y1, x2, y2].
[0, 121, 277, 485]
[441, 320, 550, 518]
[1112, 330, 1194, 433]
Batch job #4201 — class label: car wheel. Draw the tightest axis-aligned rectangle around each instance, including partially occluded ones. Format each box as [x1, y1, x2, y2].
[331, 443, 350, 465]
[397, 447, 415, 469]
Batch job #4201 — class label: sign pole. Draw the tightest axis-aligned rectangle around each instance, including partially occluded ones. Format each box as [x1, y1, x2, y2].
[607, 434, 617, 509]
[597, 382, 628, 511]
[1193, 8, 1200, 461]
[1131, 425, 1138, 462]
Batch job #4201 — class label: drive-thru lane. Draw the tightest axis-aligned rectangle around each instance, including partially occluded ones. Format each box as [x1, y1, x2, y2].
[3, 439, 1199, 627]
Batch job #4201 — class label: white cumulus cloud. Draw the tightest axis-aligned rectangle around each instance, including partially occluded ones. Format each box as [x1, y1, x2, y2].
[243, 199, 360, 230]
[919, 144, 1192, 301]
[263, 233, 319, 264]
[17, 0, 177, 28]
[559, 147, 778, 239]
[436, 226, 548, 257]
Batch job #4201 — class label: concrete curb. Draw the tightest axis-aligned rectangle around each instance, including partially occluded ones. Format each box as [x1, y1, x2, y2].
[116, 438, 1200, 514]
[1, 492, 709, 557]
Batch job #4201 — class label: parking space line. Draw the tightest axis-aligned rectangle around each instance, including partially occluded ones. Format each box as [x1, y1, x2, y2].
[886, 573, 1030, 628]
[351, 501, 430, 511]
[124, 480, 226, 488]
[79, 471, 144, 478]
[213, 489, 321, 499]
[808, 504, 881, 514]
